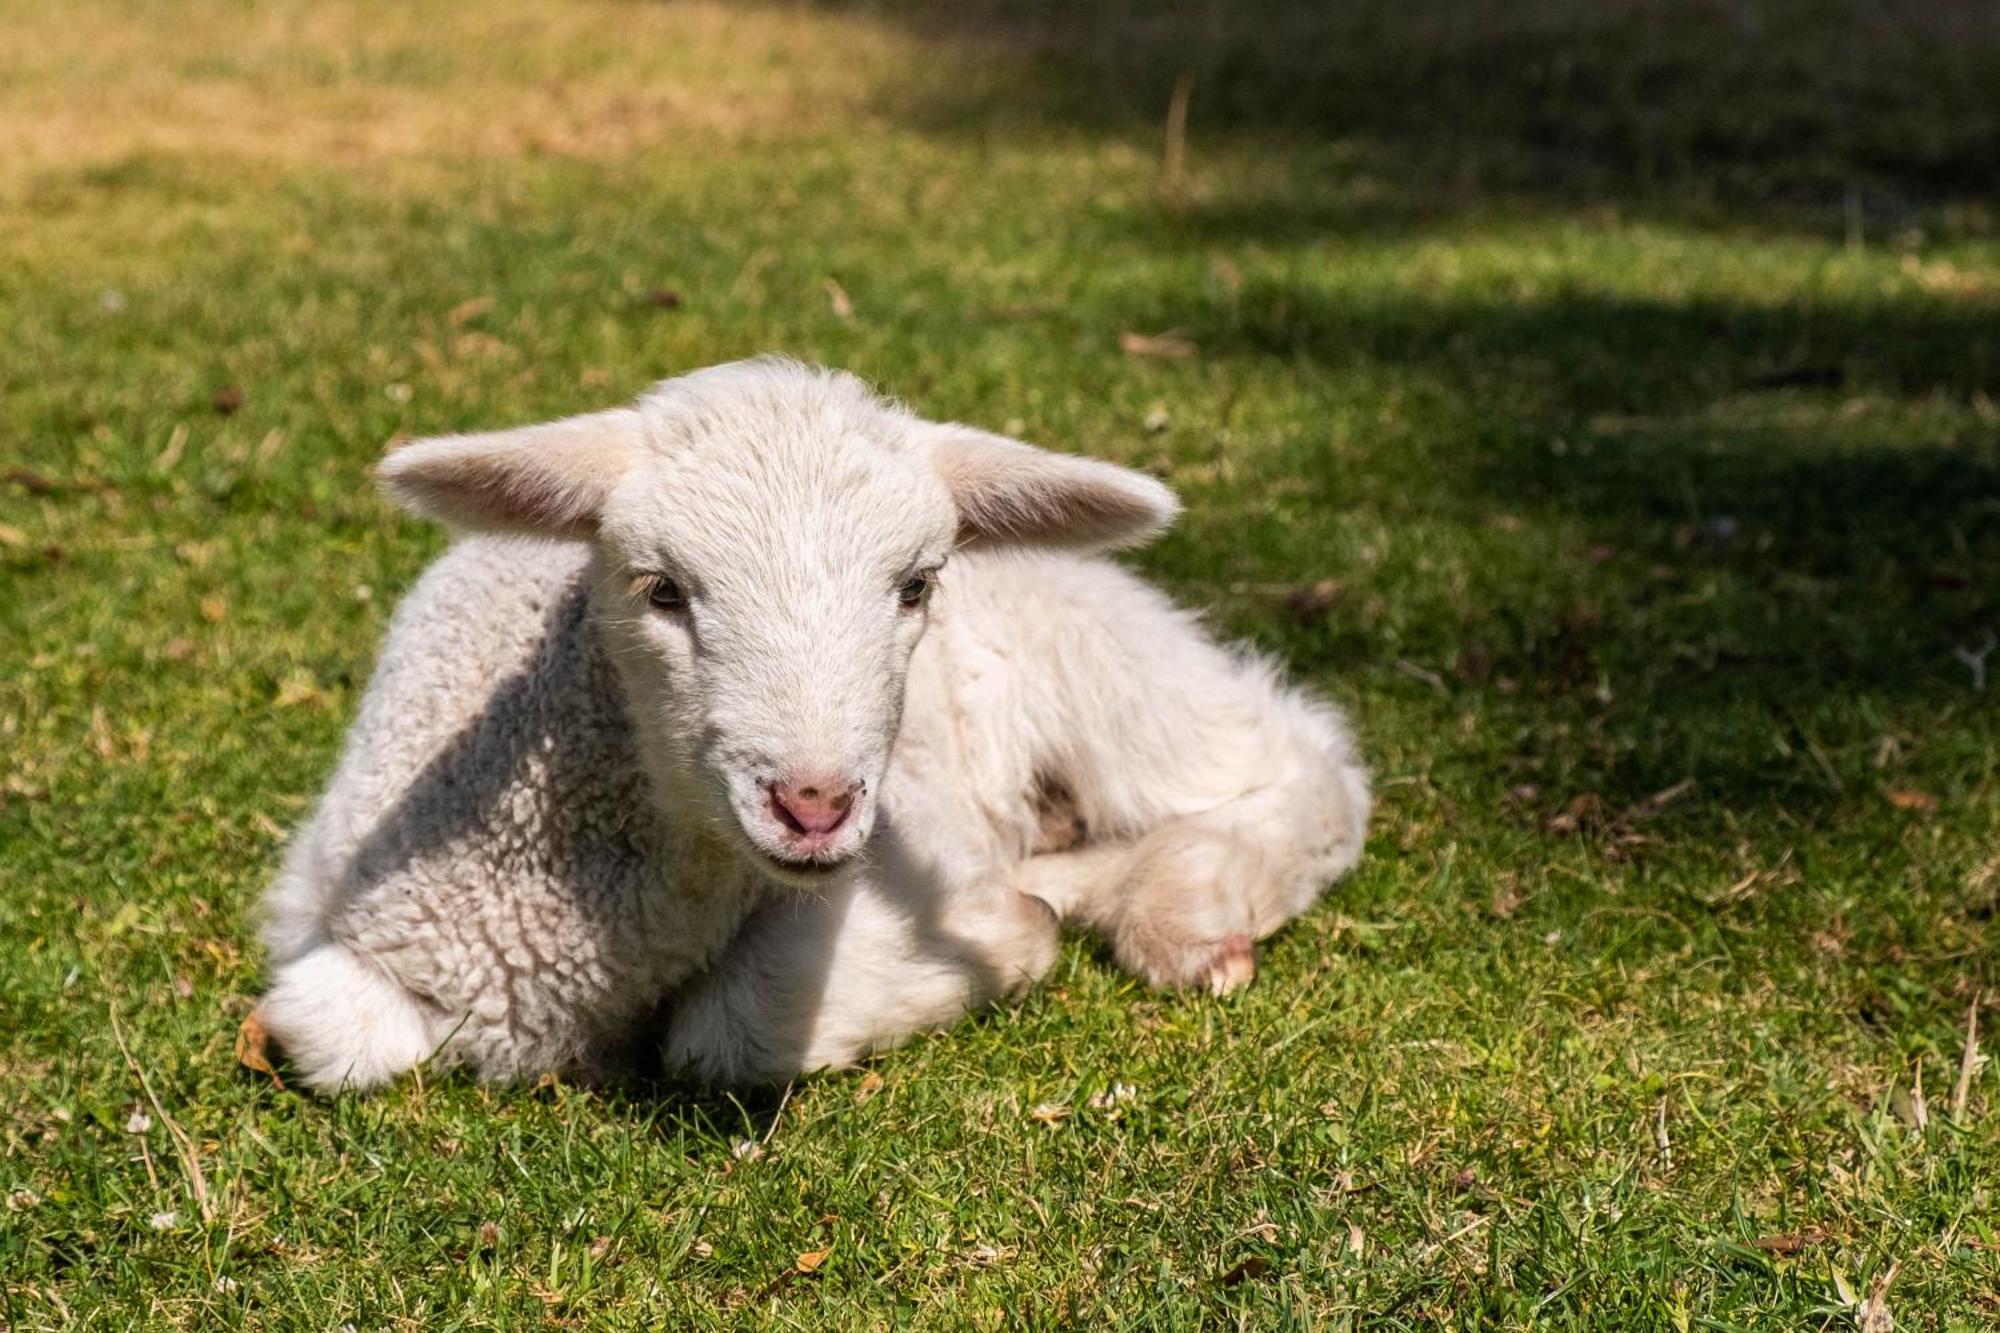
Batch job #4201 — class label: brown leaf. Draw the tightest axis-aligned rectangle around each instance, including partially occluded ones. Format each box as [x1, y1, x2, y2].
[794, 1247, 832, 1274]
[198, 595, 228, 623]
[1285, 579, 1346, 620]
[1119, 330, 1198, 359]
[235, 1006, 285, 1088]
[1027, 1101, 1070, 1126]
[212, 385, 245, 416]
[1544, 793, 1603, 836]
[853, 1069, 885, 1103]
[1885, 787, 1936, 813]
[1751, 1227, 1827, 1255]
[1218, 1256, 1271, 1287]
[273, 669, 328, 710]
[0, 524, 26, 549]
[1453, 647, 1494, 684]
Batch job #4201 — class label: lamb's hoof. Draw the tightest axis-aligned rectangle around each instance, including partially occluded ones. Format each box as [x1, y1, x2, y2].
[999, 891, 1062, 997]
[1119, 928, 1258, 996]
[1202, 933, 1257, 996]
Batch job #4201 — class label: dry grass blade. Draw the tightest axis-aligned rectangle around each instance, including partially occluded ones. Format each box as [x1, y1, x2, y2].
[1951, 991, 1982, 1123]
[824, 278, 854, 321]
[153, 424, 189, 474]
[1859, 1260, 1900, 1333]
[760, 1081, 796, 1148]
[109, 1007, 214, 1224]
[1394, 659, 1448, 694]
[1118, 331, 1197, 359]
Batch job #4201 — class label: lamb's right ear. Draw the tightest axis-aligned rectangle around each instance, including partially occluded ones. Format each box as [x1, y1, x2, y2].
[376, 408, 646, 538]
[923, 423, 1181, 551]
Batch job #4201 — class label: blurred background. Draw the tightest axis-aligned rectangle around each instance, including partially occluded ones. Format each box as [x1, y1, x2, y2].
[3, 1, 1997, 1322]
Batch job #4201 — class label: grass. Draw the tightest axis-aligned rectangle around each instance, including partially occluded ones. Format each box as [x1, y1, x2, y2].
[2, 1, 1998, 1325]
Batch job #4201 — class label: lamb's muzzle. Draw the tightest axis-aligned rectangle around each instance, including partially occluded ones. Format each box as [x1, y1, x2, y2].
[767, 777, 859, 843]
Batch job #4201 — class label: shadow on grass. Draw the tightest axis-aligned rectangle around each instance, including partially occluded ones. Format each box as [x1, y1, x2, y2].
[804, 0, 2000, 232]
[1142, 283, 2000, 816]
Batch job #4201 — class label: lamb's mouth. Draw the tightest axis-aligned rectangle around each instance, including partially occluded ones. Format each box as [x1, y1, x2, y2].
[751, 847, 853, 884]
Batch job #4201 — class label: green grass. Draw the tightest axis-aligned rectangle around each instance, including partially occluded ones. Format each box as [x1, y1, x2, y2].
[3, 2, 1999, 1326]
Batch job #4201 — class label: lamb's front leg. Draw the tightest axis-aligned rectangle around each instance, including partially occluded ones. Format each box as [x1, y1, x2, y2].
[260, 937, 453, 1092]
[662, 855, 1058, 1087]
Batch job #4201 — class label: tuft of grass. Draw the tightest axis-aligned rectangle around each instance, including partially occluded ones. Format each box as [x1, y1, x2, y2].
[3, 2, 1997, 1326]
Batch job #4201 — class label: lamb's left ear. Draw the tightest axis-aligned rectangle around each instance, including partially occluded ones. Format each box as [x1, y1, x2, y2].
[376, 407, 646, 538]
[922, 423, 1180, 551]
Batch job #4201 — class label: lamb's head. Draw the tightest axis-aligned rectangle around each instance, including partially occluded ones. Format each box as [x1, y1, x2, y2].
[377, 359, 1178, 884]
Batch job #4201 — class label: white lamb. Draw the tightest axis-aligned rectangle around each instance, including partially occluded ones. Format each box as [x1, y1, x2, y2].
[257, 358, 1369, 1092]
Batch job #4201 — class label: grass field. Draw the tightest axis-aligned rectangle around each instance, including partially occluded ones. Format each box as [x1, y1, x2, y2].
[3, 1, 1999, 1325]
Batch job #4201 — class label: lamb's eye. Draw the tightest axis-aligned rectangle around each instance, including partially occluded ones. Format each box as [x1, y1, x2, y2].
[897, 573, 933, 609]
[647, 577, 688, 612]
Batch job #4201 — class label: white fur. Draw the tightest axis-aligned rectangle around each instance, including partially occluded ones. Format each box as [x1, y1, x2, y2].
[258, 359, 1369, 1092]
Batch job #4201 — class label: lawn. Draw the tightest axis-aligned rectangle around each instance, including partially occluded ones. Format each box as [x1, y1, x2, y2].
[3, 1, 1998, 1326]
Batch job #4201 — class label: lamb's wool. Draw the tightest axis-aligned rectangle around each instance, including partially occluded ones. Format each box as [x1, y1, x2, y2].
[258, 360, 1370, 1092]
[262, 538, 761, 1087]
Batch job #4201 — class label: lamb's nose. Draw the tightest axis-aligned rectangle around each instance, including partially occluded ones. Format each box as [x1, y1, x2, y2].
[768, 778, 859, 839]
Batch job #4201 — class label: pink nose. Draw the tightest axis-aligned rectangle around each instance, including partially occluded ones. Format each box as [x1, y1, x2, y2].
[767, 778, 859, 843]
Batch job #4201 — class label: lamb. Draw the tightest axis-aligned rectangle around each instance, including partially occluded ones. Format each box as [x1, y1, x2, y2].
[257, 358, 1370, 1092]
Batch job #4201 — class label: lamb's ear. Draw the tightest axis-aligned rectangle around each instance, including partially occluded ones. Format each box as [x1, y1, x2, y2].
[923, 424, 1180, 551]
[376, 408, 646, 537]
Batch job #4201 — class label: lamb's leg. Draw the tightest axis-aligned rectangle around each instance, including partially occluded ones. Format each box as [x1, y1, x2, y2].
[1014, 718, 1369, 995]
[258, 940, 450, 1093]
[663, 871, 1058, 1087]
[258, 829, 449, 1093]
